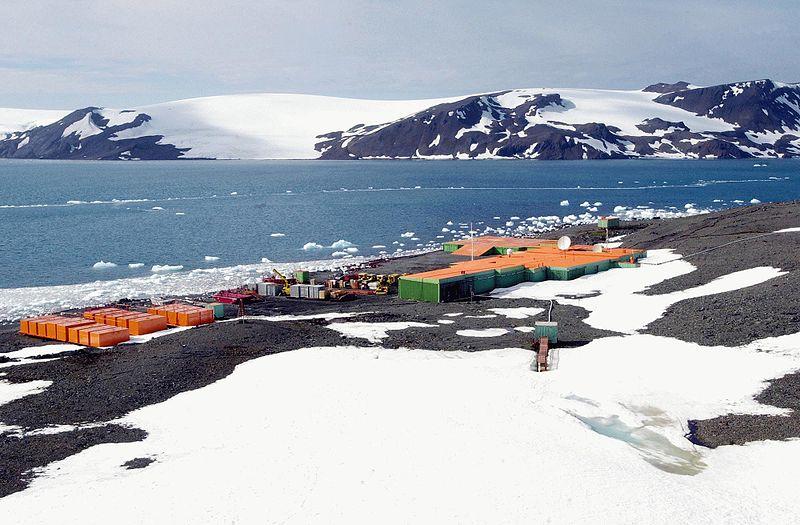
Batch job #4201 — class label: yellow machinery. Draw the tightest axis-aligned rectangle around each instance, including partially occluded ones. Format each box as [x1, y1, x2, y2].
[272, 268, 292, 296]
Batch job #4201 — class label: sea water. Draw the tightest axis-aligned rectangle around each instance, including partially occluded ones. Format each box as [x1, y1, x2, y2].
[0, 159, 797, 320]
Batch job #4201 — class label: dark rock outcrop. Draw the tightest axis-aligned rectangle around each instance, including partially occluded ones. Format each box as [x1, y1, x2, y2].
[642, 81, 692, 94]
[315, 79, 800, 160]
[0, 108, 189, 160]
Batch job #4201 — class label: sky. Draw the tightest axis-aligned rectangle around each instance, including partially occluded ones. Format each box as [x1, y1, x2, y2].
[0, 0, 798, 109]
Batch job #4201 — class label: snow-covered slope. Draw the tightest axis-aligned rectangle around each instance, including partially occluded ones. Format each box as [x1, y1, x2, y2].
[121, 94, 460, 159]
[0, 108, 68, 135]
[0, 79, 798, 160]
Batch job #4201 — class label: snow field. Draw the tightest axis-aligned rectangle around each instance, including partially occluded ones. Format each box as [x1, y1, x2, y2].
[2, 343, 800, 523]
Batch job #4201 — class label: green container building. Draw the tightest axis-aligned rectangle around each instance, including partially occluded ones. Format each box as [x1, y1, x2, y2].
[206, 303, 225, 319]
[598, 216, 621, 229]
[295, 270, 310, 284]
[397, 244, 647, 303]
[534, 321, 558, 343]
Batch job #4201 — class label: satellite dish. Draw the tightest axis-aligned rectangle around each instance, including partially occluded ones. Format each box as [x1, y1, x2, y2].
[593, 244, 604, 252]
[557, 236, 572, 251]
[506, 248, 514, 257]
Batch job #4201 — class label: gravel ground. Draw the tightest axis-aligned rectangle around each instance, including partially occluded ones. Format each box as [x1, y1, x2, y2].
[2, 202, 800, 494]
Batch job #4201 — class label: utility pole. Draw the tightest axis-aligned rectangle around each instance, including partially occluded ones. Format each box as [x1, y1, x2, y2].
[470, 222, 475, 261]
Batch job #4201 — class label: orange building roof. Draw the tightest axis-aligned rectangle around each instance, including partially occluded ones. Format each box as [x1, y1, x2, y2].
[409, 239, 643, 280]
[447, 236, 555, 256]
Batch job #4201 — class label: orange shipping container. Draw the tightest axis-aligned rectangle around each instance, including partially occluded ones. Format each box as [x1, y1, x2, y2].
[57, 320, 96, 342]
[128, 315, 168, 336]
[89, 327, 129, 348]
[45, 318, 71, 340]
[113, 313, 143, 328]
[78, 326, 111, 346]
[68, 323, 103, 344]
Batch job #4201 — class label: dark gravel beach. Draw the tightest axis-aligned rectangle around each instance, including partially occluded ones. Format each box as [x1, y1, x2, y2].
[2, 201, 800, 495]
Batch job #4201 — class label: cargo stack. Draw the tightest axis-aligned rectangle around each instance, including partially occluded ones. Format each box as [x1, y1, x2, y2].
[289, 284, 325, 299]
[147, 303, 215, 326]
[83, 307, 169, 335]
[205, 302, 225, 319]
[19, 315, 129, 347]
[256, 282, 281, 296]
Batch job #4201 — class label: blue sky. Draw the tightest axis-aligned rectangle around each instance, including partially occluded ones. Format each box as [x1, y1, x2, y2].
[0, 0, 798, 108]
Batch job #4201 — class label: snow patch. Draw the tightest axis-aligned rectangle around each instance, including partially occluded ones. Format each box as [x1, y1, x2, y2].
[456, 328, 510, 338]
[327, 321, 436, 343]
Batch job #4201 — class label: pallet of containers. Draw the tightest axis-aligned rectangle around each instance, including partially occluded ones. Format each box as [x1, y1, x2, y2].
[147, 303, 214, 327]
[290, 284, 325, 299]
[257, 282, 280, 297]
[84, 307, 169, 335]
[19, 315, 129, 347]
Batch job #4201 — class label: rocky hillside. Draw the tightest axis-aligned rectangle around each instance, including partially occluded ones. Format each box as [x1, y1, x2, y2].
[1, 79, 798, 160]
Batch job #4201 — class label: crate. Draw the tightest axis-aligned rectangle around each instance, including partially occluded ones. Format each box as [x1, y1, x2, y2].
[257, 282, 280, 297]
[206, 302, 226, 319]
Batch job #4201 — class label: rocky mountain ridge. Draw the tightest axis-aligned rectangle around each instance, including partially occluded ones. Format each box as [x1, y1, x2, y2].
[1, 79, 798, 160]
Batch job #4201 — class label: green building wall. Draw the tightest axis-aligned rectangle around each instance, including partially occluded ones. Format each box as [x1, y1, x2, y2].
[400, 250, 646, 302]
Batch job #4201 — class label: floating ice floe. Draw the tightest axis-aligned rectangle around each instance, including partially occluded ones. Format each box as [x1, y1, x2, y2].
[400, 232, 415, 238]
[330, 240, 355, 249]
[750, 198, 761, 204]
[151, 206, 164, 211]
[204, 256, 220, 262]
[560, 200, 570, 206]
[128, 263, 144, 269]
[92, 261, 117, 269]
[302, 242, 324, 251]
[270, 233, 286, 237]
[151, 265, 184, 273]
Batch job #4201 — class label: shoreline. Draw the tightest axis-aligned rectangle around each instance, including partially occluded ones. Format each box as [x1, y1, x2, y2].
[1, 201, 800, 498]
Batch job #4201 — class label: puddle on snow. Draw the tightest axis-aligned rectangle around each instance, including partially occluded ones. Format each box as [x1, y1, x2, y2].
[561, 401, 707, 476]
[570, 411, 707, 475]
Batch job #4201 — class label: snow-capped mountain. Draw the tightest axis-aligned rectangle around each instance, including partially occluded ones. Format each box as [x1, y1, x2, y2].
[1, 79, 798, 160]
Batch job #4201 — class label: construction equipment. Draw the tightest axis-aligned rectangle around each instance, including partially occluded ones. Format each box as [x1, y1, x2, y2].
[272, 268, 293, 296]
[213, 289, 258, 304]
